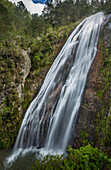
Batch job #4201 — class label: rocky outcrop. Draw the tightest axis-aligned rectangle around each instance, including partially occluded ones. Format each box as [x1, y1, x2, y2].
[0, 22, 77, 149]
[17, 49, 31, 99]
[74, 47, 103, 147]
[73, 15, 111, 156]
[0, 46, 31, 148]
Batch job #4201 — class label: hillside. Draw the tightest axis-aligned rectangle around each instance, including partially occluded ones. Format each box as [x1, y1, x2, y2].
[31, 13, 111, 169]
[0, 0, 82, 148]
[0, 0, 111, 169]
[75, 15, 111, 157]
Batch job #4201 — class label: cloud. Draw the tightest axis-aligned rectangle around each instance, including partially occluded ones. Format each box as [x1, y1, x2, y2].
[9, 0, 45, 15]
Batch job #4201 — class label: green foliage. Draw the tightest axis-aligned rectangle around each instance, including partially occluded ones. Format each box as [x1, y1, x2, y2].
[0, 0, 80, 150]
[32, 145, 111, 170]
[30, 22, 77, 72]
[42, 0, 111, 29]
[97, 89, 103, 102]
[80, 131, 89, 146]
[0, 0, 110, 44]
[0, 38, 23, 149]
[95, 25, 111, 155]
[0, 0, 110, 151]
[0, 95, 21, 148]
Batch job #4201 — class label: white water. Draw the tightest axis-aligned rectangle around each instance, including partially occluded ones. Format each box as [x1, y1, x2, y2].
[5, 12, 104, 166]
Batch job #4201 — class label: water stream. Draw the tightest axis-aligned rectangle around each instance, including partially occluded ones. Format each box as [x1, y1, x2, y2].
[4, 12, 105, 169]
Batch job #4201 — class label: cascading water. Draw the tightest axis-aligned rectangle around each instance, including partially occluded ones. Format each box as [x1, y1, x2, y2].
[6, 12, 104, 165]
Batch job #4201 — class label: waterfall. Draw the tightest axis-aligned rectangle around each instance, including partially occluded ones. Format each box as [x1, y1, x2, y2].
[6, 12, 104, 164]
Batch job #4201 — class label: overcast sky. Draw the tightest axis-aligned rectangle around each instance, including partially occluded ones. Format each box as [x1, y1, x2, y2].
[9, 0, 45, 15]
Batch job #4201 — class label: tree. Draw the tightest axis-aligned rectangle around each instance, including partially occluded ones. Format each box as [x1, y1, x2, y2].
[17, 1, 27, 11]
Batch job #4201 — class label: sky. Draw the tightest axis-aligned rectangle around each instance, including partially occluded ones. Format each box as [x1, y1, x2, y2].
[9, 0, 46, 15]
[8, 0, 105, 15]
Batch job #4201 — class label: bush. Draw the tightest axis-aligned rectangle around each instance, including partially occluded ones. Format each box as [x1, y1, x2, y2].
[32, 145, 111, 170]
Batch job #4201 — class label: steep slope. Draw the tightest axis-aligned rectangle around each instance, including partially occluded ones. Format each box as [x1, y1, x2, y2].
[74, 14, 111, 157]
[0, 0, 111, 151]
[0, 0, 80, 149]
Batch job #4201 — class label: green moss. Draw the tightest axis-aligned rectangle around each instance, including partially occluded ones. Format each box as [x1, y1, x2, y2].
[0, 95, 21, 148]
[95, 26, 111, 155]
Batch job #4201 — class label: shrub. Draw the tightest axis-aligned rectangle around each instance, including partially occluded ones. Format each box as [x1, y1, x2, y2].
[32, 145, 111, 170]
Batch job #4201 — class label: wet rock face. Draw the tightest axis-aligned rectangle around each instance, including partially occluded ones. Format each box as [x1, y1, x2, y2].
[73, 15, 111, 153]
[104, 14, 111, 48]
[71, 48, 102, 147]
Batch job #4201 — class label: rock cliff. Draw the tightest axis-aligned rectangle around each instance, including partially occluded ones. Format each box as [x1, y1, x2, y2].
[74, 14, 111, 156]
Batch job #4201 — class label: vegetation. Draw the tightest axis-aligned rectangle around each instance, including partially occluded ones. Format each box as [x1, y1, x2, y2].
[72, 15, 111, 162]
[0, 0, 111, 169]
[32, 145, 111, 170]
[0, 0, 82, 149]
[95, 19, 111, 156]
